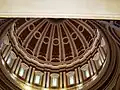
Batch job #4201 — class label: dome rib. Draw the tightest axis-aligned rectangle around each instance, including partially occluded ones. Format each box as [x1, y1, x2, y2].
[72, 20, 94, 47]
[34, 21, 50, 57]
[46, 24, 54, 61]
[77, 20, 95, 37]
[24, 19, 47, 49]
[16, 19, 36, 36]
[22, 19, 46, 48]
[62, 22, 78, 57]
[58, 24, 65, 61]
[66, 19, 88, 49]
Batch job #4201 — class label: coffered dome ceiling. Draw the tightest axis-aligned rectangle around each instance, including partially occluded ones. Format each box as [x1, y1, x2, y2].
[0, 18, 113, 90]
[9, 18, 101, 70]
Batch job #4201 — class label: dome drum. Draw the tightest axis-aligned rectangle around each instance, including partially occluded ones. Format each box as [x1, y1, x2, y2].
[0, 18, 111, 90]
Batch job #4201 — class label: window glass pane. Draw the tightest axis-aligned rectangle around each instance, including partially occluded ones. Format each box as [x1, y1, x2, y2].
[7, 55, 11, 65]
[34, 75, 40, 84]
[69, 76, 74, 85]
[85, 70, 90, 78]
[98, 59, 102, 66]
[19, 68, 24, 77]
[52, 78, 57, 87]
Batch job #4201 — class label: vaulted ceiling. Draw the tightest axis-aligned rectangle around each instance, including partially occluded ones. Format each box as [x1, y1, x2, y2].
[0, 19, 120, 90]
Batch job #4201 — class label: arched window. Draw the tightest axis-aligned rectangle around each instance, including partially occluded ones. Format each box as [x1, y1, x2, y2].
[81, 64, 90, 79]
[34, 71, 43, 85]
[101, 37, 105, 47]
[18, 63, 28, 79]
[99, 37, 106, 61]
[19, 68, 24, 77]
[93, 52, 102, 70]
[6, 51, 17, 68]
[50, 73, 59, 87]
[67, 71, 75, 85]
[2, 35, 10, 45]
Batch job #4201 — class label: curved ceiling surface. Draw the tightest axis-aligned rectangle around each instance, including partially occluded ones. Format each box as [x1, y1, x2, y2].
[9, 18, 100, 70]
[0, 18, 111, 90]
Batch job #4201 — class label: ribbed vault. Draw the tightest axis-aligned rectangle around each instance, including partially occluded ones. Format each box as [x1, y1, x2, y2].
[0, 19, 119, 90]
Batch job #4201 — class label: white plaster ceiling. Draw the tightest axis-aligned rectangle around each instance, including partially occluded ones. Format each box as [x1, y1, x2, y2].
[0, 0, 120, 19]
